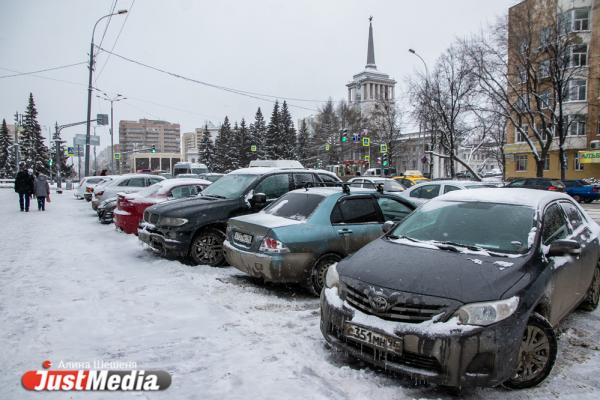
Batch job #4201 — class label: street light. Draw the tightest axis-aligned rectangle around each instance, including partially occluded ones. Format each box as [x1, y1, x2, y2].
[84, 9, 127, 177]
[96, 92, 126, 172]
[408, 48, 432, 178]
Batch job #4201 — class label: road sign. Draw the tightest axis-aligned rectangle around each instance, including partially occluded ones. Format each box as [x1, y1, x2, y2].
[325, 144, 331, 151]
[364, 155, 370, 162]
[380, 144, 388, 153]
[362, 137, 370, 147]
[67, 146, 75, 157]
[73, 134, 100, 147]
[114, 153, 121, 160]
[352, 133, 360, 143]
[97, 114, 109, 125]
[250, 145, 257, 152]
[579, 151, 600, 164]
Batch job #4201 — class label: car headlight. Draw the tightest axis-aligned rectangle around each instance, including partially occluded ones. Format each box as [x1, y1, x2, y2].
[324, 262, 339, 289]
[454, 296, 519, 326]
[159, 217, 188, 227]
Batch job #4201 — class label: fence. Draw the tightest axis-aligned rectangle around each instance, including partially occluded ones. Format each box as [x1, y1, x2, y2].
[0, 179, 15, 188]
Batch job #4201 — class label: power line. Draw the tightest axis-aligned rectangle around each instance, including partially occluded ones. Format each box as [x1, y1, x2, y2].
[95, 0, 136, 83]
[96, 0, 117, 52]
[95, 45, 323, 112]
[0, 62, 88, 79]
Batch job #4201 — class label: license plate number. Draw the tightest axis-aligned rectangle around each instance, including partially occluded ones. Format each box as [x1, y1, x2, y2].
[344, 323, 402, 353]
[234, 231, 253, 245]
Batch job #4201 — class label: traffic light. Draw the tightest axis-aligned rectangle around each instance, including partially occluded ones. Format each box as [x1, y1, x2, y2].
[48, 159, 54, 166]
[151, 145, 156, 153]
[340, 129, 348, 143]
[382, 153, 389, 167]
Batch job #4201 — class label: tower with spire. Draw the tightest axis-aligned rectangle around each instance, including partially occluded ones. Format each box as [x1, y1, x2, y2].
[346, 17, 396, 114]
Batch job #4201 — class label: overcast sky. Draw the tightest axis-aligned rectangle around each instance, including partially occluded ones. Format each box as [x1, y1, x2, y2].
[1, 0, 517, 147]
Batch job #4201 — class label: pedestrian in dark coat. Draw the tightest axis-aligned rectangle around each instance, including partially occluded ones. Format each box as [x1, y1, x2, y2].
[14, 164, 34, 212]
[33, 172, 51, 211]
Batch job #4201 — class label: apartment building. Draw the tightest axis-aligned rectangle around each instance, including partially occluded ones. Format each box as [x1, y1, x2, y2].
[118, 119, 180, 170]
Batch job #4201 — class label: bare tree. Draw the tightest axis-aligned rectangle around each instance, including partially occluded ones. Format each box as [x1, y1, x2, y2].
[367, 99, 404, 170]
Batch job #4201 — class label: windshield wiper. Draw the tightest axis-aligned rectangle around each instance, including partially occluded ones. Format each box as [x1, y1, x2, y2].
[203, 194, 227, 199]
[435, 241, 484, 252]
[387, 234, 420, 243]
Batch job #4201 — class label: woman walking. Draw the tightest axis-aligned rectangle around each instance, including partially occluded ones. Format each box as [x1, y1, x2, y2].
[14, 163, 34, 212]
[33, 172, 51, 211]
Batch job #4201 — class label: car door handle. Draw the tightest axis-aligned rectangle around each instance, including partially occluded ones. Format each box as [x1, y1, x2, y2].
[338, 229, 353, 235]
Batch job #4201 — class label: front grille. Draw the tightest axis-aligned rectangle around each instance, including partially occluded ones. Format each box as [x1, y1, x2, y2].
[329, 322, 442, 373]
[344, 284, 445, 323]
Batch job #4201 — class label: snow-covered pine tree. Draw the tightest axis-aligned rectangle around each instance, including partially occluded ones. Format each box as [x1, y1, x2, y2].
[197, 124, 214, 171]
[296, 119, 312, 168]
[228, 122, 241, 171]
[238, 118, 250, 168]
[213, 116, 232, 172]
[279, 101, 297, 159]
[248, 108, 267, 160]
[265, 101, 280, 159]
[0, 119, 16, 178]
[21, 93, 49, 174]
[50, 123, 73, 178]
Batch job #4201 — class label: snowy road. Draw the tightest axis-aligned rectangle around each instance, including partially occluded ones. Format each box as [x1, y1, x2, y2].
[1, 189, 599, 400]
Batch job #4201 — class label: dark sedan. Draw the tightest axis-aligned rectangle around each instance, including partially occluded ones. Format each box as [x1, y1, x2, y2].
[321, 188, 600, 389]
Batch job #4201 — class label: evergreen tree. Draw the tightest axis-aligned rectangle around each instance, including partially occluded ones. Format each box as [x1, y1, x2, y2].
[312, 99, 340, 167]
[214, 116, 232, 172]
[228, 122, 241, 171]
[279, 101, 297, 159]
[197, 124, 214, 171]
[265, 101, 281, 159]
[20, 93, 49, 174]
[0, 119, 16, 178]
[50, 123, 73, 178]
[237, 118, 250, 168]
[248, 108, 267, 160]
[296, 119, 311, 167]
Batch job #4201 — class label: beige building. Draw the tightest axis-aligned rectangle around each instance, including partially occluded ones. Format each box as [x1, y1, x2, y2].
[504, 0, 600, 179]
[118, 119, 180, 170]
[181, 122, 219, 163]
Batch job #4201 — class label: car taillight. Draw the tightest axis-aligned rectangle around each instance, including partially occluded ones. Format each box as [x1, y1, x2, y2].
[86, 187, 93, 193]
[96, 190, 104, 196]
[593, 187, 599, 193]
[259, 236, 289, 253]
[547, 185, 558, 191]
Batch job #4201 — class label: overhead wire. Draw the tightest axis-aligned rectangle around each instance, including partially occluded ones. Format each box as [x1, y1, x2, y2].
[0, 62, 88, 79]
[96, 0, 117, 52]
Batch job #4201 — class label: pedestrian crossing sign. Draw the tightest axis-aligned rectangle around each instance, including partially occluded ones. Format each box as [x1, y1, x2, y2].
[362, 137, 370, 147]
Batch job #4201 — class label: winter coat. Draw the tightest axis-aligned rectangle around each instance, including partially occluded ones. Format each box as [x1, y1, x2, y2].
[14, 170, 34, 194]
[34, 175, 50, 197]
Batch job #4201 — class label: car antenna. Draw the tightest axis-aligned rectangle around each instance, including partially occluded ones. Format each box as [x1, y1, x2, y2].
[376, 183, 384, 194]
[342, 183, 351, 195]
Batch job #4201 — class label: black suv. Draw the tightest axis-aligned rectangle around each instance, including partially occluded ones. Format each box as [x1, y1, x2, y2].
[506, 178, 565, 192]
[138, 167, 341, 265]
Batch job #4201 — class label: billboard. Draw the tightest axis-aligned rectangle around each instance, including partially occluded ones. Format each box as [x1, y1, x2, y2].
[73, 134, 100, 147]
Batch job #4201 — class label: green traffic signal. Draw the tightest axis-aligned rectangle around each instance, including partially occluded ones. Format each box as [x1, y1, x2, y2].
[341, 136, 348, 143]
[151, 145, 156, 153]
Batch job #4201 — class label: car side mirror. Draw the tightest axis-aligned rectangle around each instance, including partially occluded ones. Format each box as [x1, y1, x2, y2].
[251, 193, 267, 209]
[547, 239, 581, 257]
[382, 220, 395, 234]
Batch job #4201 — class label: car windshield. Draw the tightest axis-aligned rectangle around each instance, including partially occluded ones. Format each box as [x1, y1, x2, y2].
[263, 192, 325, 221]
[201, 174, 259, 199]
[136, 183, 162, 198]
[390, 200, 536, 254]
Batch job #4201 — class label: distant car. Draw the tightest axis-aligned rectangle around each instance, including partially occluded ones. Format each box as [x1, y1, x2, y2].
[114, 178, 211, 234]
[197, 173, 224, 183]
[173, 162, 209, 176]
[224, 186, 416, 294]
[80, 176, 115, 201]
[393, 176, 430, 188]
[321, 188, 600, 389]
[97, 197, 117, 224]
[563, 179, 600, 203]
[75, 176, 106, 200]
[347, 177, 406, 192]
[400, 180, 497, 205]
[505, 178, 565, 192]
[91, 174, 166, 210]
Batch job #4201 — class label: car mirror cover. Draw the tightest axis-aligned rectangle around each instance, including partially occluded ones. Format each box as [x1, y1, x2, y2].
[547, 239, 581, 257]
[382, 220, 395, 234]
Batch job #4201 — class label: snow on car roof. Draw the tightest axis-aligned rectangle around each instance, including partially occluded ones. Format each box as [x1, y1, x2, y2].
[438, 188, 573, 208]
[155, 178, 211, 192]
[230, 167, 333, 175]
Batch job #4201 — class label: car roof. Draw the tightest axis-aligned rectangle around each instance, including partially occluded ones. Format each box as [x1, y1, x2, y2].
[408, 179, 484, 188]
[229, 167, 338, 176]
[437, 188, 573, 208]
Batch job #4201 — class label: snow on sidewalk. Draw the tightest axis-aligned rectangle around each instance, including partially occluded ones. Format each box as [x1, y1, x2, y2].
[0, 189, 599, 399]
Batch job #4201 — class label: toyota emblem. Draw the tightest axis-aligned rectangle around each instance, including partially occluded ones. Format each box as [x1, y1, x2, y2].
[369, 295, 389, 313]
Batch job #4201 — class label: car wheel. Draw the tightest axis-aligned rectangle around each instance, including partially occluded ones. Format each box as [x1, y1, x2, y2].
[307, 254, 341, 296]
[580, 264, 600, 311]
[572, 195, 582, 203]
[584, 199, 594, 204]
[189, 228, 225, 267]
[504, 313, 557, 390]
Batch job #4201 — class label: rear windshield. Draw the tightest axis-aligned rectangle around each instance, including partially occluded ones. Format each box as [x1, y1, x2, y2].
[465, 184, 497, 189]
[263, 192, 325, 221]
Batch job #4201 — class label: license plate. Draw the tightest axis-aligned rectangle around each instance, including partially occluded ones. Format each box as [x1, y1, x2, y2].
[344, 323, 402, 353]
[233, 231, 253, 245]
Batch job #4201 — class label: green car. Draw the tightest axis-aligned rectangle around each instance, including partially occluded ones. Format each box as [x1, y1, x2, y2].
[223, 186, 416, 295]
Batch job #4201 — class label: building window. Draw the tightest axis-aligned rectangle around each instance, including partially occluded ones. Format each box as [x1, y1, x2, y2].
[515, 96, 529, 112]
[518, 66, 528, 83]
[575, 153, 584, 171]
[515, 154, 528, 171]
[539, 90, 551, 109]
[539, 27, 551, 48]
[567, 79, 587, 101]
[538, 60, 550, 78]
[568, 115, 586, 136]
[544, 154, 550, 171]
[516, 125, 528, 143]
[571, 45, 588, 67]
[572, 8, 590, 31]
[519, 39, 529, 54]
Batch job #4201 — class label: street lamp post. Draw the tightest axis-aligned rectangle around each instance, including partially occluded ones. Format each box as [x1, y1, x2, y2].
[408, 48, 432, 178]
[96, 93, 126, 173]
[84, 9, 127, 177]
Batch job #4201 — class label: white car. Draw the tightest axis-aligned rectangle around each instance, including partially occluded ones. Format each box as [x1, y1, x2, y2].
[76, 176, 114, 201]
[400, 179, 498, 205]
[347, 177, 406, 193]
[91, 174, 165, 210]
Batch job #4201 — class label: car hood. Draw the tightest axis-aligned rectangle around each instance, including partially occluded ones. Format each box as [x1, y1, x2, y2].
[338, 238, 530, 304]
[147, 195, 239, 218]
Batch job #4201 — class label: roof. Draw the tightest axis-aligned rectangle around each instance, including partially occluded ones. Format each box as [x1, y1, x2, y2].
[156, 178, 211, 192]
[229, 167, 338, 176]
[438, 188, 573, 208]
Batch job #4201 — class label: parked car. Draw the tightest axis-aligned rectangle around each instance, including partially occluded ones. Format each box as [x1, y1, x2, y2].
[563, 179, 600, 203]
[400, 180, 497, 205]
[115, 178, 211, 234]
[197, 173, 224, 183]
[347, 177, 406, 192]
[321, 188, 600, 389]
[363, 167, 398, 177]
[97, 197, 117, 224]
[138, 166, 342, 265]
[81, 176, 115, 202]
[91, 174, 165, 210]
[224, 186, 416, 294]
[505, 178, 565, 192]
[173, 162, 208, 176]
[75, 177, 106, 200]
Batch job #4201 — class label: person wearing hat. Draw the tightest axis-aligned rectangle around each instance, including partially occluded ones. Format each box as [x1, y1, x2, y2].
[14, 163, 34, 212]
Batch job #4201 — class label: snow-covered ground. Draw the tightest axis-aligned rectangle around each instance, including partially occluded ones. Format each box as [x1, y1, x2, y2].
[1, 188, 599, 399]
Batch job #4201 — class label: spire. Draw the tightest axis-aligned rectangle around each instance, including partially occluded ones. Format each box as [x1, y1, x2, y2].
[366, 16, 376, 70]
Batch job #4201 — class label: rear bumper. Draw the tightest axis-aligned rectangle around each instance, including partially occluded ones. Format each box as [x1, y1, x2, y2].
[91, 199, 100, 210]
[223, 240, 314, 283]
[84, 193, 92, 202]
[115, 211, 141, 235]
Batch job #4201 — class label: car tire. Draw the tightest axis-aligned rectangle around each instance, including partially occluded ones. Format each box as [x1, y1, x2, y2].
[572, 195, 582, 203]
[504, 313, 557, 390]
[307, 254, 341, 296]
[580, 264, 600, 311]
[584, 199, 594, 204]
[189, 228, 226, 267]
